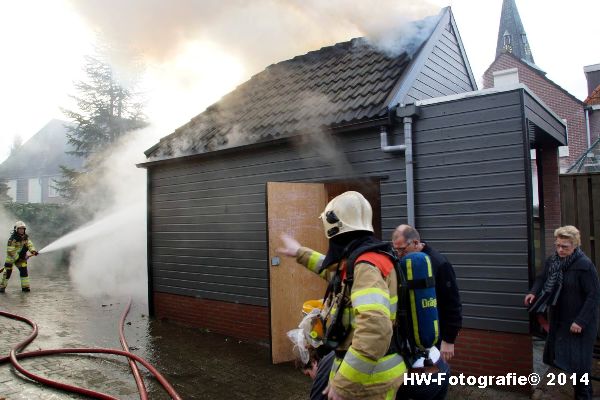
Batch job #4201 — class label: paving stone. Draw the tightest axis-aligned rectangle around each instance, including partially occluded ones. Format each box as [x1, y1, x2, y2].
[2, 262, 598, 399]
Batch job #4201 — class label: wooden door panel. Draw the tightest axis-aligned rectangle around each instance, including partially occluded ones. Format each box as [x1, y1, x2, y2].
[267, 182, 328, 363]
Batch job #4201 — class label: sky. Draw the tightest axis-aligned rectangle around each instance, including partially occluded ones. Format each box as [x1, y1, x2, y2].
[0, 0, 598, 164]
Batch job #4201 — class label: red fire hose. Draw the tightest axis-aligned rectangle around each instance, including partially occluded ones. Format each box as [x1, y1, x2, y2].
[0, 302, 182, 400]
[120, 298, 148, 400]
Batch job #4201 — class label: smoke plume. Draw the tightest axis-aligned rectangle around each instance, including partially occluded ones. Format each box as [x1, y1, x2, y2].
[0, 207, 16, 249]
[56, 0, 442, 301]
[63, 127, 161, 301]
[69, 0, 439, 71]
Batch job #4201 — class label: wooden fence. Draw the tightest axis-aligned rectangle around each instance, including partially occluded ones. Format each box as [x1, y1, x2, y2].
[559, 172, 600, 269]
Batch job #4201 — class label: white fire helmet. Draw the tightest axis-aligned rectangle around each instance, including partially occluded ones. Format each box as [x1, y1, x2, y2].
[14, 221, 27, 230]
[320, 191, 373, 239]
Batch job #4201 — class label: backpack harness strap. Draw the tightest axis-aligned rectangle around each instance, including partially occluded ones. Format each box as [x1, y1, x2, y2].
[355, 252, 395, 277]
[406, 276, 436, 290]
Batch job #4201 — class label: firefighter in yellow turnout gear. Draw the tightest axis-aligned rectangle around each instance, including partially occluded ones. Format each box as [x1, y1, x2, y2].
[279, 192, 406, 400]
[1, 221, 38, 293]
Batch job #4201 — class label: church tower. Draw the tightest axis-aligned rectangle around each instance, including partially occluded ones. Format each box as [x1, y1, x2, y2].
[495, 0, 535, 66]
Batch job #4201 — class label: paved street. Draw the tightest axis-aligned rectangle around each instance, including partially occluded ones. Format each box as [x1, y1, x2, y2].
[0, 262, 309, 399]
[1, 261, 598, 399]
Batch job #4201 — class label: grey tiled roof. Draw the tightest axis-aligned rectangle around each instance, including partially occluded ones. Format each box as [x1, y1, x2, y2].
[0, 119, 83, 179]
[147, 37, 411, 159]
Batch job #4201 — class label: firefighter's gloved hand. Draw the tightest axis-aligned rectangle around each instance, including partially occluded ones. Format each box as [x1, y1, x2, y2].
[276, 234, 301, 257]
[31, 251, 39, 256]
[4, 262, 12, 268]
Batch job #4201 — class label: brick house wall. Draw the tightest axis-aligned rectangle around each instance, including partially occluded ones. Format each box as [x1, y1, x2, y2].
[453, 328, 532, 391]
[154, 292, 270, 342]
[483, 53, 588, 171]
[540, 146, 561, 257]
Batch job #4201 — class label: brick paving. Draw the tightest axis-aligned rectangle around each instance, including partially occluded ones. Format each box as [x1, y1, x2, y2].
[1, 262, 599, 399]
[0, 267, 163, 399]
[0, 263, 309, 399]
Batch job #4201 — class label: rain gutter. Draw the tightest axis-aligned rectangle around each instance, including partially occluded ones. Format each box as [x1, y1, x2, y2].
[585, 106, 592, 148]
[380, 104, 420, 227]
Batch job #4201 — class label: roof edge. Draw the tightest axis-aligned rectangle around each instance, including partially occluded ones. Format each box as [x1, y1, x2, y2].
[447, 7, 478, 91]
[384, 7, 450, 107]
[485, 53, 584, 105]
[414, 83, 567, 129]
[566, 136, 600, 173]
[139, 115, 390, 167]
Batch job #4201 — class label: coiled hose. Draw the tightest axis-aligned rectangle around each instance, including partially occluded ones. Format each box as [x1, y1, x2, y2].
[0, 301, 182, 400]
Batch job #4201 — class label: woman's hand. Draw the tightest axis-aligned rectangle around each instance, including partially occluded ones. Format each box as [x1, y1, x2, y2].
[524, 293, 535, 306]
[570, 322, 582, 334]
[440, 340, 455, 362]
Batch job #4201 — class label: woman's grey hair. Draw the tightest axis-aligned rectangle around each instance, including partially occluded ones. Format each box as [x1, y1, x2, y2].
[554, 225, 581, 248]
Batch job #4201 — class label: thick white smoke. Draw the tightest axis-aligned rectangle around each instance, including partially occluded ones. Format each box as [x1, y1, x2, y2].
[0, 207, 16, 250]
[59, 0, 442, 301]
[64, 127, 161, 300]
[69, 0, 439, 70]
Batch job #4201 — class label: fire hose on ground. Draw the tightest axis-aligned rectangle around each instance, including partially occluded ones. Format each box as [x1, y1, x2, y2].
[0, 299, 182, 400]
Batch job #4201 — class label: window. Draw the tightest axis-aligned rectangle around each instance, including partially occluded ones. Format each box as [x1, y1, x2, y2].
[48, 177, 59, 197]
[503, 32, 512, 53]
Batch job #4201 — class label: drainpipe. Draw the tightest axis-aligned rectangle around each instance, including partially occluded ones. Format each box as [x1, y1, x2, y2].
[380, 104, 420, 227]
[585, 106, 592, 148]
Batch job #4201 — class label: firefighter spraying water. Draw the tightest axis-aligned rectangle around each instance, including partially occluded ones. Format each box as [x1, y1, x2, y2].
[0, 221, 38, 293]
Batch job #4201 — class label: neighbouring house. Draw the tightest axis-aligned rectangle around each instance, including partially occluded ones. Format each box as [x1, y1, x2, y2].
[139, 7, 567, 381]
[568, 64, 600, 172]
[585, 64, 600, 141]
[483, 0, 593, 174]
[0, 119, 83, 204]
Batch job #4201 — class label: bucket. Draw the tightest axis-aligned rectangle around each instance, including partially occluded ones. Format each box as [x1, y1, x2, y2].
[302, 299, 323, 315]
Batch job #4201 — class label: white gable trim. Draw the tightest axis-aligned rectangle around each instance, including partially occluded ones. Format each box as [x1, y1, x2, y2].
[385, 7, 449, 107]
[385, 7, 476, 107]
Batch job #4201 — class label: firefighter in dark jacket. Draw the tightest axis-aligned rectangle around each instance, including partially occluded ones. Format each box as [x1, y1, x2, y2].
[525, 225, 600, 400]
[1, 221, 38, 293]
[392, 225, 462, 362]
[278, 191, 406, 400]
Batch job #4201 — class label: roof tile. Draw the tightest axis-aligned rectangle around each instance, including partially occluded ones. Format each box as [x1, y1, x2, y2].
[149, 33, 416, 159]
[585, 85, 600, 106]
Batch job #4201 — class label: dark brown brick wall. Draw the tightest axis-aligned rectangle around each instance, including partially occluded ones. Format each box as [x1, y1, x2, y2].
[453, 328, 532, 386]
[484, 54, 587, 170]
[155, 292, 536, 386]
[154, 292, 270, 341]
[540, 146, 561, 257]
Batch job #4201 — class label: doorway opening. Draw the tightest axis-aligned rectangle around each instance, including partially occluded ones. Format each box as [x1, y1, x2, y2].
[266, 178, 382, 363]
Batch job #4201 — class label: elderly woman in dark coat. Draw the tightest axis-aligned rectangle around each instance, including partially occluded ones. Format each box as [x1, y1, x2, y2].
[525, 225, 600, 400]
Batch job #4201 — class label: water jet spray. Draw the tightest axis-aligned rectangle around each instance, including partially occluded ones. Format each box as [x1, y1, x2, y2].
[38, 204, 142, 254]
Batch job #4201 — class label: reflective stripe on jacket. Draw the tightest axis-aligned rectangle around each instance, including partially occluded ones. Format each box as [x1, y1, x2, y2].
[297, 247, 405, 398]
[5, 238, 36, 264]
